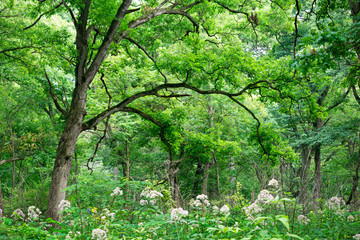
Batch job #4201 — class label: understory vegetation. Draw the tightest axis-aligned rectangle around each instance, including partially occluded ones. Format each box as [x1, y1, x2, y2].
[1, 173, 360, 239]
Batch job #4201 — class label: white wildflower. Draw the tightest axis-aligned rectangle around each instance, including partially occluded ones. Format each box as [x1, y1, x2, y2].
[268, 178, 279, 188]
[59, 200, 71, 212]
[149, 200, 156, 205]
[234, 222, 239, 227]
[140, 187, 163, 199]
[243, 202, 263, 216]
[256, 190, 274, 204]
[297, 215, 310, 225]
[66, 231, 80, 239]
[196, 194, 208, 200]
[92, 228, 107, 240]
[213, 206, 219, 212]
[11, 209, 25, 220]
[170, 208, 189, 221]
[327, 196, 344, 210]
[110, 187, 123, 197]
[140, 199, 148, 206]
[353, 234, 360, 240]
[348, 215, 355, 222]
[220, 205, 230, 214]
[203, 200, 210, 206]
[27, 206, 42, 221]
[138, 222, 144, 227]
[193, 200, 202, 207]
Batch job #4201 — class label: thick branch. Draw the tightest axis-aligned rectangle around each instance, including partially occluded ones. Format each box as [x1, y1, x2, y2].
[82, 80, 278, 131]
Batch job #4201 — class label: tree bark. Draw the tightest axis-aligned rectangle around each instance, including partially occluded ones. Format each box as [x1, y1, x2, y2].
[202, 161, 211, 195]
[192, 160, 202, 196]
[0, 183, 4, 217]
[298, 146, 312, 209]
[347, 135, 360, 210]
[46, 84, 88, 221]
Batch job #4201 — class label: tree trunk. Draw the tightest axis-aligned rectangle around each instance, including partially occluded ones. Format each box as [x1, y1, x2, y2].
[202, 161, 211, 195]
[46, 84, 87, 221]
[312, 115, 325, 209]
[348, 0, 360, 60]
[255, 163, 265, 189]
[114, 166, 118, 181]
[192, 161, 202, 196]
[168, 162, 180, 206]
[0, 183, 4, 217]
[347, 135, 360, 210]
[298, 146, 312, 208]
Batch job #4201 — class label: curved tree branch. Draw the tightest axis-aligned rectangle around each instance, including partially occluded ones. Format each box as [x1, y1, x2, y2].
[23, 2, 63, 30]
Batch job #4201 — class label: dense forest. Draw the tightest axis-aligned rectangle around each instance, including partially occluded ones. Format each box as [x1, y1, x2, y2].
[1, 0, 360, 239]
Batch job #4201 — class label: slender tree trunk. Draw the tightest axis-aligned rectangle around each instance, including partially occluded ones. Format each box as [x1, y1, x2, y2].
[114, 166, 119, 181]
[193, 161, 202, 196]
[215, 157, 220, 195]
[0, 183, 4, 217]
[168, 162, 180, 206]
[202, 161, 211, 195]
[312, 116, 325, 209]
[255, 163, 265, 189]
[347, 135, 360, 210]
[298, 146, 312, 209]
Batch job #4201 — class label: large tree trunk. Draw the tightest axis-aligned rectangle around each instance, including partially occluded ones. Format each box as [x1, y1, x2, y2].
[46, 85, 87, 221]
[298, 146, 312, 208]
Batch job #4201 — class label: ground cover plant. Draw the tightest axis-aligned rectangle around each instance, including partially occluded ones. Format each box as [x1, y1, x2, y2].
[1, 175, 359, 239]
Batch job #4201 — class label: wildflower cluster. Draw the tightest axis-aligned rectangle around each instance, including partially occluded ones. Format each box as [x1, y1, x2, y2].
[347, 215, 355, 222]
[220, 205, 230, 215]
[256, 189, 274, 204]
[139, 187, 163, 206]
[11, 209, 25, 221]
[297, 215, 310, 225]
[242, 180, 277, 220]
[92, 228, 107, 239]
[170, 207, 189, 221]
[110, 187, 123, 197]
[327, 196, 344, 210]
[353, 234, 360, 240]
[27, 206, 41, 221]
[243, 203, 263, 217]
[66, 231, 81, 239]
[101, 208, 116, 221]
[59, 200, 71, 212]
[268, 178, 279, 188]
[192, 194, 210, 207]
